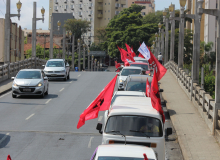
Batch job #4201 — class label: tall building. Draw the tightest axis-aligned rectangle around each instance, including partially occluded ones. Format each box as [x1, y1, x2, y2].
[49, 0, 128, 45]
[127, 0, 155, 16]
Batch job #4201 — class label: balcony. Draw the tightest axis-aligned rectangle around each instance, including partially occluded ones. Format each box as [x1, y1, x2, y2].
[97, 14, 103, 18]
[80, 0, 83, 2]
[98, 0, 103, 3]
[97, 6, 103, 11]
[121, 0, 126, 5]
[70, 0, 74, 3]
[54, 6, 58, 11]
[79, 5, 82, 9]
[64, 0, 67, 3]
[55, 0, 58, 4]
[71, 5, 74, 10]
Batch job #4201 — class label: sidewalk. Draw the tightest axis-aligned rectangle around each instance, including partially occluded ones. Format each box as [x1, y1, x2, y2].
[0, 79, 13, 95]
[160, 71, 220, 160]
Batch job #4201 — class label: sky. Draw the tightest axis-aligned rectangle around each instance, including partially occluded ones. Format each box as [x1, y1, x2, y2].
[0, 0, 180, 30]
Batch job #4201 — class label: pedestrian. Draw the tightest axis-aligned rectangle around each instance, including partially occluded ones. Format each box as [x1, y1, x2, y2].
[158, 53, 163, 64]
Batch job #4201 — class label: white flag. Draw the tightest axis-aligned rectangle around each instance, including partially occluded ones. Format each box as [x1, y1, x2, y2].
[138, 42, 151, 60]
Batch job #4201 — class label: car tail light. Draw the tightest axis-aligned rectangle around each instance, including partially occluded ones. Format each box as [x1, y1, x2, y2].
[109, 140, 114, 144]
[150, 143, 157, 148]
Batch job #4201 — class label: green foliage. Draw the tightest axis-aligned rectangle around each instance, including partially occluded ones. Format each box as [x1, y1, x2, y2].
[64, 19, 91, 40]
[24, 36, 27, 44]
[89, 43, 103, 51]
[203, 64, 215, 99]
[142, 11, 163, 25]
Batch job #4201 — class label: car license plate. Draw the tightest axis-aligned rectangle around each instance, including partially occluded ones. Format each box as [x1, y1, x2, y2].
[51, 74, 57, 76]
[23, 89, 31, 92]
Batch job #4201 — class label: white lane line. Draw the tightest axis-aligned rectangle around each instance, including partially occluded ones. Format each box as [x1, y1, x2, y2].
[69, 81, 73, 83]
[59, 88, 64, 92]
[0, 91, 12, 99]
[0, 133, 10, 145]
[25, 114, 35, 120]
[78, 74, 81, 77]
[88, 137, 94, 148]
[45, 98, 52, 104]
[98, 116, 103, 122]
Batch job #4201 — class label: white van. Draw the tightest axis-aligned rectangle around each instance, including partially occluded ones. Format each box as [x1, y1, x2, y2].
[96, 97, 172, 160]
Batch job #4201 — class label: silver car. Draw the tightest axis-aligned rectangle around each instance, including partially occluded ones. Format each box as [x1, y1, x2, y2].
[11, 69, 49, 98]
[43, 59, 70, 81]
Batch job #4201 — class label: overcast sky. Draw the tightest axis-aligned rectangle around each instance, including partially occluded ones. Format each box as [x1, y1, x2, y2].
[0, 0, 180, 30]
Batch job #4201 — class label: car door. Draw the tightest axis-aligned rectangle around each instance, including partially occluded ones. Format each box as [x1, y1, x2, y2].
[42, 71, 48, 91]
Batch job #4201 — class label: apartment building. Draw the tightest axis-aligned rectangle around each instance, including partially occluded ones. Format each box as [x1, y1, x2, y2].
[127, 0, 155, 16]
[49, 0, 128, 45]
[0, 18, 24, 64]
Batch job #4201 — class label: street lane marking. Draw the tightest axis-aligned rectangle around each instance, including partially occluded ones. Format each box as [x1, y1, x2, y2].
[0, 91, 12, 99]
[59, 88, 64, 92]
[88, 137, 94, 148]
[25, 114, 35, 120]
[69, 81, 73, 83]
[78, 74, 81, 77]
[45, 99, 52, 104]
[0, 133, 10, 145]
[98, 116, 103, 122]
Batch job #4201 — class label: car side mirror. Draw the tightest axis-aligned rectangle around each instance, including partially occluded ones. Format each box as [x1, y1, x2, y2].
[42, 65, 45, 67]
[166, 128, 172, 136]
[96, 123, 103, 134]
[11, 77, 15, 80]
[44, 77, 48, 80]
[66, 64, 69, 67]
[159, 89, 164, 92]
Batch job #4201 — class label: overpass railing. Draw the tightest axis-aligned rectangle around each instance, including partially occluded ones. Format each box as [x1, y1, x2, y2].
[0, 58, 46, 83]
[164, 60, 220, 141]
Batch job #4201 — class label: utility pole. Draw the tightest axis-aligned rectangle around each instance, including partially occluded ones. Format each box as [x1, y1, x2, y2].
[32, 2, 45, 68]
[163, 8, 169, 63]
[88, 49, 90, 71]
[72, 34, 75, 71]
[78, 39, 81, 71]
[62, 28, 66, 59]
[169, 3, 175, 61]
[83, 44, 86, 70]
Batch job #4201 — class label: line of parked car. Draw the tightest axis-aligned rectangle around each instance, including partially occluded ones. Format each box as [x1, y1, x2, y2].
[90, 57, 172, 160]
[11, 59, 70, 98]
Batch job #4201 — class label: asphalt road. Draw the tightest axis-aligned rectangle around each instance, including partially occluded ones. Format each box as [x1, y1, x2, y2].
[0, 71, 183, 160]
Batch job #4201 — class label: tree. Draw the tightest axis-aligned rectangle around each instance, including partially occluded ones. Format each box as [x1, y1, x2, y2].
[96, 27, 107, 43]
[63, 19, 91, 40]
[143, 11, 163, 25]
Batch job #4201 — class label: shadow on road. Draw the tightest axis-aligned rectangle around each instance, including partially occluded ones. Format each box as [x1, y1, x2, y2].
[0, 133, 10, 149]
[16, 94, 58, 100]
[168, 109, 177, 116]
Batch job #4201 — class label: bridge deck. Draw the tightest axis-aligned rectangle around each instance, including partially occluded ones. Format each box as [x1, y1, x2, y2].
[160, 71, 220, 160]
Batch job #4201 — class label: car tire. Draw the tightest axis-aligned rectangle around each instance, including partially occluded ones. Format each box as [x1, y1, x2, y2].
[40, 89, 45, 98]
[45, 87, 48, 95]
[12, 94, 16, 98]
[67, 73, 70, 79]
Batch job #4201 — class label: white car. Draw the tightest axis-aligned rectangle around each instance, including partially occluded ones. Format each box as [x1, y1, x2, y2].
[90, 144, 157, 160]
[11, 69, 49, 98]
[43, 59, 70, 81]
[117, 66, 143, 90]
[96, 96, 172, 160]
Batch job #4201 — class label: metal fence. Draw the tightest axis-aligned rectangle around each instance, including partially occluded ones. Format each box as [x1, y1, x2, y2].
[0, 58, 47, 83]
[165, 60, 220, 141]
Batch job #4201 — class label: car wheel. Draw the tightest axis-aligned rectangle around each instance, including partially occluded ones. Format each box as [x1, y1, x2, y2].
[45, 87, 48, 95]
[67, 73, 70, 79]
[12, 94, 16, 98]
[40, 89, 45, 98]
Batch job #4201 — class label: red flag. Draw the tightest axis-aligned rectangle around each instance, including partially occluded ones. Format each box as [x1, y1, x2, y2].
[146, 78, 150, 97]
[139, 42, 141, 46]
[125, 43, 136, 57]
[77, 75, 118, 129]
[120, 48, 135, 62]
[147, 47, 167, 81]
[124, 61, 130, 66]
[138, 53, 145, 58]
[143, 154, 148, 160]
[115, 61, 121, 69]
[151, 71, 165, 123]
[117, 46, 126, 62]
[7, 155, 12, 160]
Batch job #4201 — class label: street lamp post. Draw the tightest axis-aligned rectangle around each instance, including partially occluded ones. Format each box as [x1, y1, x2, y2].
[153, 41, 156, 55]
[88, 49, 90, 71]
[49, 18, 61, 59]
[78, 39, 81, 71]
[158, 23, 163, 57]
[4, 0, 22, 65]
[158, 23, 164, 60]
[155, 33, 158, 57]
[95, 58, 97, 71]
[169, 3, 175, 61]
[163, 8, 169, 64]
[91, 55, 94, 71]
[32, 3, 45, 68]
[83, 44, 86, 70]
[71, 33, 75, 71]
[62, 28, 66, 59]
[197, 0, 220, 135]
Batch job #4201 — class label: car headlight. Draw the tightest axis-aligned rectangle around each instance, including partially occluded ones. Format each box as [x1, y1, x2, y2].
[13, 83, 18, 87]
[119, 79, 123, 83]
[44, 70, 48, 73]
[60, 70, 65, 73]
[37, 83, 43, 87]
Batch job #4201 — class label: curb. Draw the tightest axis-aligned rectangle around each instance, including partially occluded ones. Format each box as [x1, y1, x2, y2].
[0, 88, 12, 96]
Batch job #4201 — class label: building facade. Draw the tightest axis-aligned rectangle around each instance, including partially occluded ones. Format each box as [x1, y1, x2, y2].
[49, 0, 128, 45]
[0, 18, 24, 64]
[127, 0, 155, 16]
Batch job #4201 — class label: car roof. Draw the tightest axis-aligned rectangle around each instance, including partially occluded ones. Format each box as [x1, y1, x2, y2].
[97, 144, 156, 158]
[47, 59, 65, 61]
[134, 57, 148, 61]
[20, 69, 42, 72]
[114, 91, 146, 96]
[122, 66, 143, 70]
[109, 97, 161, 120]
[126, 75, 153, 83]
[130, 62, 149, 65]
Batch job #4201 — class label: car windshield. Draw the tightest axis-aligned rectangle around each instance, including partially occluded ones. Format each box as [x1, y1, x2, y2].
[126, 82, 150, 92]
[98, 157, 154, 160]
[121, 69, 141, 76]
[46, 61, 64, 67]
[137, 60, 148, 63]
[105, 115, 163, 137]
[16, 71, 41, 79]
[130, 64, 149, 70]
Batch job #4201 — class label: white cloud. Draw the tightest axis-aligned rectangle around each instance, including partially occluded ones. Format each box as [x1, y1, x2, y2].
[0, 0, 49, 30]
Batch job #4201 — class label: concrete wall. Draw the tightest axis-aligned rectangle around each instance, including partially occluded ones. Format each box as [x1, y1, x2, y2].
[0, 19, 5, 64]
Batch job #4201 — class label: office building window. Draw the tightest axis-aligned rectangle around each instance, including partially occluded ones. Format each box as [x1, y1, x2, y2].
[141, 12, 146, 16]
